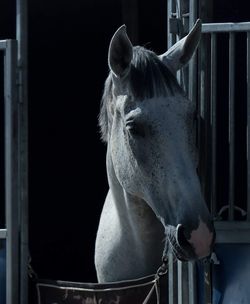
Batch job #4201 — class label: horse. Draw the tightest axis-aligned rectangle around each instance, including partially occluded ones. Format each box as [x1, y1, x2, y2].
[95, 20, 215, 283]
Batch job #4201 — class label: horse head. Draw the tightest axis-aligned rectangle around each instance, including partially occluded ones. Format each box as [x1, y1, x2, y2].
[97, 20, 215, 280]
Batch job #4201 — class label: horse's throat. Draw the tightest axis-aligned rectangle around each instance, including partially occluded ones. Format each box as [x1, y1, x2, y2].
[107, 153, 164, 261]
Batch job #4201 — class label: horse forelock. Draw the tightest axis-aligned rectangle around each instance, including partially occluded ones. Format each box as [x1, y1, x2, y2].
[99, 46, 183, 143]
[129, 46, 182, 99]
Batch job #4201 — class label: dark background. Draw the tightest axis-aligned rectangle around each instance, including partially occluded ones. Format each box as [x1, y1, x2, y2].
[26, 0, 167, 285]
[0, 0, 168, 290]
[0, 0, 250, 302]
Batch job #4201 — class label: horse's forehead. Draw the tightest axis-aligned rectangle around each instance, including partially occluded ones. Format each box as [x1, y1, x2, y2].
[144, 96, 189, 113]
[114, 95, 189, 115]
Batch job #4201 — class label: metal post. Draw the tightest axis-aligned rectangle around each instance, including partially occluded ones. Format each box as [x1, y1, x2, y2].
[0, 42, 8, 247]
[247, 31, 250, 221]
[177, 261, 183, 303]
[188, 0, 198, 124]
[168, 253, 177, 304]
[228, 32, 235, 221]
[16, 0, 29, 303]
[210, 33, 217, 217]
[4, 39, 19, 304]
[168, 0, 177, 49]
[189, 0, 197, 24]
[188, 262, 196, 304]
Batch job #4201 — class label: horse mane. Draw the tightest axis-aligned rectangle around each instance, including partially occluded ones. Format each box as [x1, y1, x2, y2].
[99, 46, 183, 142]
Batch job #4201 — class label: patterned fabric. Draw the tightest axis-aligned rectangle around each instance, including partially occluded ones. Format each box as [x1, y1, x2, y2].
[36, 274, 168, 304]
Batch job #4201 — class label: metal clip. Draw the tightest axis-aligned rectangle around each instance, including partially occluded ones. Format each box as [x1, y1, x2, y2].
[156, 255, 168, 277]
[210, 252, 220, 265]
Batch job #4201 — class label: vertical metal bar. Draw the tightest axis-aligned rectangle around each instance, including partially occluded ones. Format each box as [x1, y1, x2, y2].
[171, 1, 181, 85]
[167, 0, 171, 49]
[178, 0, 189, 93]
[247, 31, 250, 221]
[188, 47, 197, 103]
[177, 261, 183, 303]
[188, 262, 197, 304]
[168, 0, 177, 49]
[210, 33, 217, 217]
[176, 0, 181, 19]
[182, 263, 189, 304]
[188, 0, 198, 115]
[199, 67, 205, 118]
[168, 253, 174, 304]
[198, 32, 213, 205]
[189, 0, 198, 97]
[189, 0, 197, 36]
[228, 32, 235, 220]
[16, 0, 29, 303]
[5, 39, 19, 304]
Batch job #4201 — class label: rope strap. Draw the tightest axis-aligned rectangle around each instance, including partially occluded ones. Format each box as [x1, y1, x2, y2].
[142, 255, 168, 304]
[142, 278, 160, 304]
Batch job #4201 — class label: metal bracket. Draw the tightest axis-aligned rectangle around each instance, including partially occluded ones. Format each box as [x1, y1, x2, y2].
[169, 17, 184, 36]
[169, 14, 190, 37]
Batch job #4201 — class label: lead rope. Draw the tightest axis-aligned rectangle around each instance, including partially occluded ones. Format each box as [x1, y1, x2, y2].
[142, 256, 168, 304]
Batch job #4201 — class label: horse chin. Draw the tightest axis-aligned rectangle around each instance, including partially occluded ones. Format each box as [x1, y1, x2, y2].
[165, 225, 197, 262]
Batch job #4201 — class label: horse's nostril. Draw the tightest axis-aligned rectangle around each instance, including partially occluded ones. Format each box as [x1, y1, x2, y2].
[176, 224, 197, 259]
[176, 224, 189, 247]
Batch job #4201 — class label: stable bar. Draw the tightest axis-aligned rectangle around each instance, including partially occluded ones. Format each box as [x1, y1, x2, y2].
[188, 0, 198, 104]
[177, 261, 183, 303]
[183, 263, 189, 304]
[188, 28, 197, 102]
[247, 32, 250, 221]
[202, 22, 250, 33]
[16, 0, 29, 303]
[5, 39, 19, 304]
[168, 253, 174, 304]
[188, 262, 196, 304]
[228, 32, 236, 220]
[210, 33, 217, 216]
[168, 0, 177, 49]
[189, 0, 197, 28]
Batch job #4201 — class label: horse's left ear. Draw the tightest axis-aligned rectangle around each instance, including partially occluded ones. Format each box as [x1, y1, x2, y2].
[108, 25, 133, 78]
[159, 19, 202, 73]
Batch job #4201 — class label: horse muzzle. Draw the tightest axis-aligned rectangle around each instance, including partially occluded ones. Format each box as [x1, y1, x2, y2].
[166, 221, 215, 261]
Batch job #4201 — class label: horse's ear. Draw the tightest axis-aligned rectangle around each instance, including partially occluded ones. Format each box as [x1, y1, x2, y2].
[159, 19, 202, 73]
[108, 25, 133, 78]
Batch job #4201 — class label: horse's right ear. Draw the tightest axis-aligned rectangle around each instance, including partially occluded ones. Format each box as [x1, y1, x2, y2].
[108, 25, 133, 78]
[159, 19, 202, 73]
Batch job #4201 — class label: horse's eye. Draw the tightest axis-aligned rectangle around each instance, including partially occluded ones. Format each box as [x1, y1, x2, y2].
[125, 120, 145, 137]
